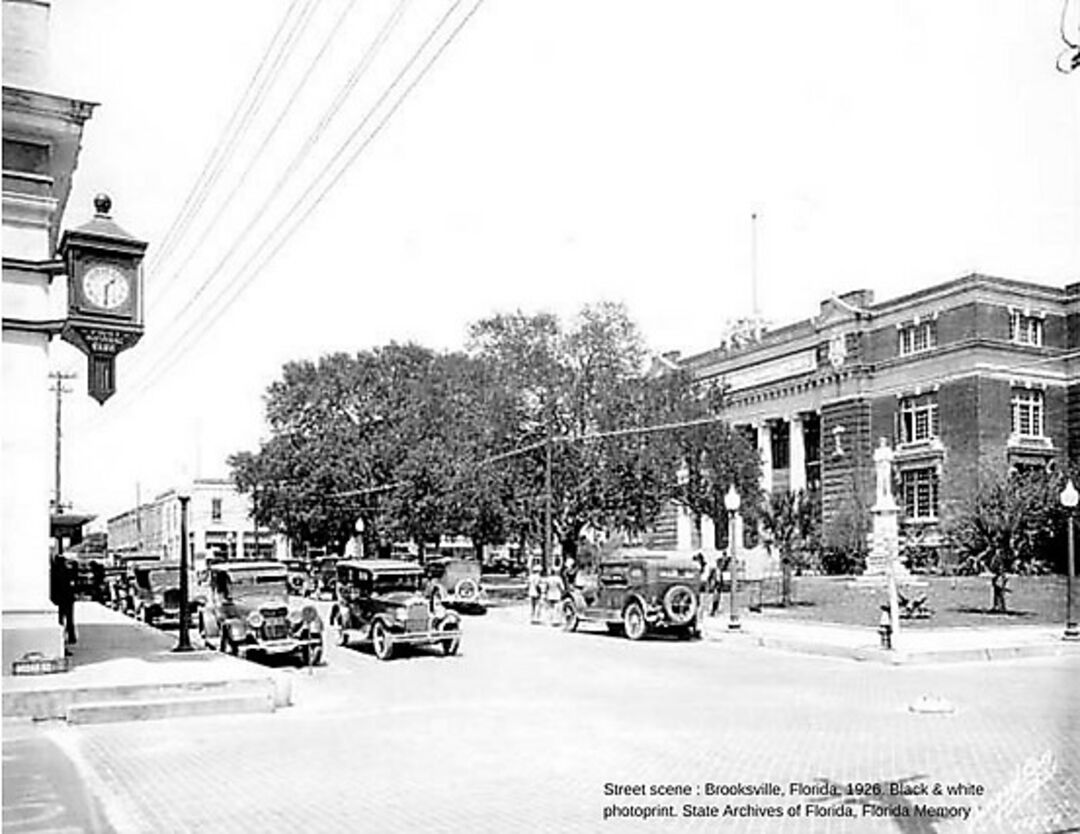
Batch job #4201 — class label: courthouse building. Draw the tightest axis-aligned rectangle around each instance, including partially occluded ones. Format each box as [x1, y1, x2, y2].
[659, 273, 1079, 552]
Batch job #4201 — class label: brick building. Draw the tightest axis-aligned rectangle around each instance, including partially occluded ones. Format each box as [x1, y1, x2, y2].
[108, 478, 283, 569]
[661, 273, 1078, 552]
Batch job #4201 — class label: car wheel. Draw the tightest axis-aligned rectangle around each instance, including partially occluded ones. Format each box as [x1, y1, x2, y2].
[299, 641, 323, 667]
[221, 629, 239, 656]
[440, 624, 460, 657]
[560, 599, 579, 632]
[371, 621, 394, 661]
[623, 602, 647, 641]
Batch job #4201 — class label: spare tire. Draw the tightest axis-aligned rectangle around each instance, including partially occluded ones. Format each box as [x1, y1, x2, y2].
[454, 578, 479, 602]
[662, 584, 697, 626]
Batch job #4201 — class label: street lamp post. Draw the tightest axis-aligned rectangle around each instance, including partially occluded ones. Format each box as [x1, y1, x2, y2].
[174, 491, 194, 652]
[1059, 479, 1080, 640]
[724, 484, 741, 631]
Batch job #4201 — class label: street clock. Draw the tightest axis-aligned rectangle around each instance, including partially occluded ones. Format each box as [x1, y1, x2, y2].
[58, 194, 147, 404]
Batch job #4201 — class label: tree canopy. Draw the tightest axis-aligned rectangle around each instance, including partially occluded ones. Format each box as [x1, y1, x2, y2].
[230, 302, 760, 561]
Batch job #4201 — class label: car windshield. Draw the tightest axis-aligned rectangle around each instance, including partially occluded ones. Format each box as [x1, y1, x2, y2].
[228, 572, 288, 596]
[148, 567, 181, 590]
[372, 572, 421, 594]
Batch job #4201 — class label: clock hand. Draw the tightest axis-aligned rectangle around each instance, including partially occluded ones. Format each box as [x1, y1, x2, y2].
[103, 282, 112, 307]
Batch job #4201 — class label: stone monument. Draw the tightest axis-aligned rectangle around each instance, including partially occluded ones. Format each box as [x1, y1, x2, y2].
[868, 438, 901, 637]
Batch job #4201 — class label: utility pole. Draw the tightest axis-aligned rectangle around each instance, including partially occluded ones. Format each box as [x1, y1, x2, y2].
[136, 482, 143, 554]
[544, 433, 553, 574]
[750, 211, 759, 319]
[49, 371, 76, 513]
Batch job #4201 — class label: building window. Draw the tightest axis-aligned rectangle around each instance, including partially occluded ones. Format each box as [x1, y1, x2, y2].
[1009, 311, 1043, 346]
[898, 322, 936, 356]
[770, 421, 790, 469]
[898, 395, 939, 444]
[901, 468, 938, 520]
[1011, 389, 1045, 438]
[211, 498, 222, 522]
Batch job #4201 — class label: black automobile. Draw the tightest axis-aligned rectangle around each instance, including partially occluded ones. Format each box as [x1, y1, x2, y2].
[560, 551, 702, 640]
[199, 561, 324, 666]
[330, 560, 461, 661]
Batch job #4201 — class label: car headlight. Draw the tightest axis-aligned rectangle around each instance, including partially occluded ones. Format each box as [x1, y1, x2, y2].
[247, 611, 264, 629]
[394, 608, 406, 621]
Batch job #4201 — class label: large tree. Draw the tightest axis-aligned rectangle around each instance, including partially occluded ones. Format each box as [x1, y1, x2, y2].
[469, 302, 757, 561]
[760, 488, 821, 605]
[946, 467, 1063, 612]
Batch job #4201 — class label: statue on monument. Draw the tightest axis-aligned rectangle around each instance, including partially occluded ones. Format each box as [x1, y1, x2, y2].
[873, 437, 897, 510]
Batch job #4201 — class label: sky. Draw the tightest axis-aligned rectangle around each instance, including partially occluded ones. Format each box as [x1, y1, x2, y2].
[35, 0, 1079, 525]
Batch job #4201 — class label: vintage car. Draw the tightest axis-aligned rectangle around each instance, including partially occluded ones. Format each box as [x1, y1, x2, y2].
[560, 551, 702, 640]
[313, 556, 340, 600]
[330, 560, 461, 661]
[130, 564, 200, 628]
[283, 559, 314, 597]
[198, 561, 324, 665]
[424, 557, 485, 613]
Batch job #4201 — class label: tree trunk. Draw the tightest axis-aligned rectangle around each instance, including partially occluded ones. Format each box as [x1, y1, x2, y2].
[991, 573, 1009, 613]
[780, 555, 792, 607]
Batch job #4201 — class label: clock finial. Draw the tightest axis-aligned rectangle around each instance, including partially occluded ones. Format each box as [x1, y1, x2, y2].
[93, 193, 112, 216]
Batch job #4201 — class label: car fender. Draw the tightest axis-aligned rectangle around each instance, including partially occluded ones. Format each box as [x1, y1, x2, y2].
[439, 609, 461, 629]
[622, 592, 657, 622]
[565, 588, 587, 613]
[200, 610, 220, 639]
[223, 619, 247, 643]
[368, 614, 395, 638]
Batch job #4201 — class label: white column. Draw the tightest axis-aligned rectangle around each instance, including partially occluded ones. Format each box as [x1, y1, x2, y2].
[676, 505, 694, 550]
[789, 414, 807, 492]
[700, 515, 717, 552]
[757, 423, 774, 495]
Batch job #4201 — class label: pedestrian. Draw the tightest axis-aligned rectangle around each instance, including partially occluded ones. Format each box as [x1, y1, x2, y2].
[544, 569, 564, 626]
[710, 558, 723, 616]
[527, 564, 543, 624]
[694, 553, 712, 626]
[51, 553, 76, 649]
[878, 604, 893, 650]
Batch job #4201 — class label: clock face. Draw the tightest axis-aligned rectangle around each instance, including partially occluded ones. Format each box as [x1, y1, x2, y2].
[81, 265, 130, 311]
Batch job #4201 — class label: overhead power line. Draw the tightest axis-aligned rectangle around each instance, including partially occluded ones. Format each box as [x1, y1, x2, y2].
[143, 0, 410, 343]
[146, 0, 360, 323]
[146, 0, 319, 283]
[110, 0, 484, 413]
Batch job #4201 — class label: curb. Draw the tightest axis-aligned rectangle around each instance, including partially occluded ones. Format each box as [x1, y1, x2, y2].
[703, 629, 1080, 665]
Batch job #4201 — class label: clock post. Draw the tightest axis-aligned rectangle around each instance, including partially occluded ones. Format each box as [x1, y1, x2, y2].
[58, 194, 147, 404]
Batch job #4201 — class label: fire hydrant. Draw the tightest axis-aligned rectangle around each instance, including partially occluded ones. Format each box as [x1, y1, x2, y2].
[878, 606, 893, 650]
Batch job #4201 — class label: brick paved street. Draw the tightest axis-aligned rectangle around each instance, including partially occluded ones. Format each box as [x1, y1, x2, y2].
[6, 609, 1079, 834]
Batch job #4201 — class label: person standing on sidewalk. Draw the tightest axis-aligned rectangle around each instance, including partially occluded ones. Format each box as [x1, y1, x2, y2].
[527, 564, 543, 624]
[544, 570, 564, 626]
[694, 553, 712, 627]
[709, 557, 723, 616]
[50, 552, 77, 648]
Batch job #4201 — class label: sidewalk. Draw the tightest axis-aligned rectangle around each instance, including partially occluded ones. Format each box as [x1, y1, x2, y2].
[2, 602, 291, 724]
[703, 613, 1080, 663]
[487, 603, 1080, 664]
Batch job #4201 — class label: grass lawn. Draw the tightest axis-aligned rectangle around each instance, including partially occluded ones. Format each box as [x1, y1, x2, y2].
[751, 574, 1075, 629]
